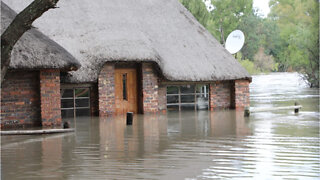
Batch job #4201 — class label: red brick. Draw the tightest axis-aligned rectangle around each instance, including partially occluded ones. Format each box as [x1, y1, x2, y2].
[234, 80, 250, 109]
[142, 63, 159, 113]
[1, 71, 41, 129]
[98, 63, 115, 115]
[40, 69, 62, 127]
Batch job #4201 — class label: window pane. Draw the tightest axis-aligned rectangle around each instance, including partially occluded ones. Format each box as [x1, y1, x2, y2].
[61, 99, 74, 108]
[181, 95, 195, 103]
[197, 104, 208, 110]
[61, 89, 73, 98]
[166, 84, 209, 112]
[196, 95, 209, 102]
[122, 74, 127, 100]
[76, 109, 90, 117]
[75, 88, 89, 98]
[195, 84, 208, 93]
[167, 86, 179, 94]
[180, 85, 195, 94]
[196, 95, 209, 110]
[181, 104, 195, 110]
[62, 109, 74, 118]
[167, 105, 179, 111]
[167, 95, 179, 104]
[75, 99, 89, 108]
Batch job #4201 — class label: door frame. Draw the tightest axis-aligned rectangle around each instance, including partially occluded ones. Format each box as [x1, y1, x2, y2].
[114, 63, 142, 114]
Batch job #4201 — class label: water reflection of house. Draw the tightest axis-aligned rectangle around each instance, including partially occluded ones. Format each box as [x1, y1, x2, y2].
[1, 0, 251, 129]
[210, 111, 251, 137]
[99, 115, 168, 160]
[166, 111, 251, 138]
[1, 134, 65, 179]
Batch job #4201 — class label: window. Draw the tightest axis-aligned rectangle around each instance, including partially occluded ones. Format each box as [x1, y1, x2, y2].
[61, 88, 90, 118]
[166, 84, 209, 111]
[123, 73, 127, 100]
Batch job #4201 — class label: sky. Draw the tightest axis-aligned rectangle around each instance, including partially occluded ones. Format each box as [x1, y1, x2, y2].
[253, 0, 271, 18]
[203, 0, 271, 18]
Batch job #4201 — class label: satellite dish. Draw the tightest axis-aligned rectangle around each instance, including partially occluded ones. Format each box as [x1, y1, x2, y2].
[225, 30, 245, 54]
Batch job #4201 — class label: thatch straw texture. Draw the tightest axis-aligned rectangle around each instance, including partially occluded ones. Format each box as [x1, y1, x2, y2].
[3, 0, 251, 82]
[1, 3, 80, 71]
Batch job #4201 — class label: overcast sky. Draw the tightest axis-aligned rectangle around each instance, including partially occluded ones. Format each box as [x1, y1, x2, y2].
[253, 0, 270, 17]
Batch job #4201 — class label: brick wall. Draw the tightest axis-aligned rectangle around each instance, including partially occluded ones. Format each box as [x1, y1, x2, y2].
[142, 63, 159, 113]
[40, 69, 62, 127]
[158, 84, 167, 113]
[209, 81, 232, 110]
[1, 71, 41, 129]
[234, 80, 250, 109]
[98, 63, 115, 116]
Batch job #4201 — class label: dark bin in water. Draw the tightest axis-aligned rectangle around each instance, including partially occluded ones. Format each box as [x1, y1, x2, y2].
[127, 112, 133, 125]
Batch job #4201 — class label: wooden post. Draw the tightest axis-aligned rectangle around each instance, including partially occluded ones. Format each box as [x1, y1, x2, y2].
[294, 102, 299, 113]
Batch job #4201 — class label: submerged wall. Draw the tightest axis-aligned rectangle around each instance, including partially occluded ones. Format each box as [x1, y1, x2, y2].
[234, 80, 250, 109]
[40, 69, 62, 127]
[142, 63, 159, 113]
[158, 84, 167, 113]
[1, 70, 63, 129]
[96, 62, 251, 116]
[98, 63, 115, 116]
[1, 71, 41, 129]
[98, 62, 163, 116]
[209, 81, 233, 110]
[209, 80, 250, 110]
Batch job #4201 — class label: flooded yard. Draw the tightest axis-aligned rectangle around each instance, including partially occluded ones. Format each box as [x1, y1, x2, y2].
[1, 73, 319, 179]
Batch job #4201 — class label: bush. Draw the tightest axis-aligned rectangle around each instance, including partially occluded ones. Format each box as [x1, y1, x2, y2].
[238, 59, 260, 75]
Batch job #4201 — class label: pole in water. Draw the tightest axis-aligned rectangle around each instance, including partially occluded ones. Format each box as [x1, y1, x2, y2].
[127, 112, 133, 125]
[63, 121, 70, 129]
[294, 102, 299, 113]
[244, 107, 250, 117]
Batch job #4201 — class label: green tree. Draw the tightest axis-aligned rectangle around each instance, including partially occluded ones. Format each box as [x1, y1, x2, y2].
[254, 47, 277, 72]
[210, 0, 253, 46]
[180, 0, 217, 38]
[261, 18, 283, 68]
[238, 12, 263, 61]
[269, 0, 319, 87]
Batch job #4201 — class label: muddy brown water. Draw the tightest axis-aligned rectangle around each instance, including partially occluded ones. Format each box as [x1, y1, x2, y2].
[1, 73, 319, 179]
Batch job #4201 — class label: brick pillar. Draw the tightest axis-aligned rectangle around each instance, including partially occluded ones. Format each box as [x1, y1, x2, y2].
[209, 81, 232, 110]
[142, 63, 159, 113]
[158, 84, 167, 113]
[234, 80, 250, 109]
[40, 69, 61, 127]
[98, 63, 115, 116]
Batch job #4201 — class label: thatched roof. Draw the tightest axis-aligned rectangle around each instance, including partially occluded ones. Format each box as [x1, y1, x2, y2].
[1, 3, 80, 71]
[4, 0, 251, 83]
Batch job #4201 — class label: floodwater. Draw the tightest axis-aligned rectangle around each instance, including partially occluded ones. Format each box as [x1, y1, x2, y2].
[1, 72, 319, 179]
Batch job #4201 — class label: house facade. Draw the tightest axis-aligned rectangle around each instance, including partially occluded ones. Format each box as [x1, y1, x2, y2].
[1, 0, 251, 129]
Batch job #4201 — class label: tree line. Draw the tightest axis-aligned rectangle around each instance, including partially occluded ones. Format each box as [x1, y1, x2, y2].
[180, 0, 319, 88]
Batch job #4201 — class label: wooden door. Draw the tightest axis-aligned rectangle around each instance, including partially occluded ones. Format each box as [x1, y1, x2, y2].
[115, 68, 138, 114]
